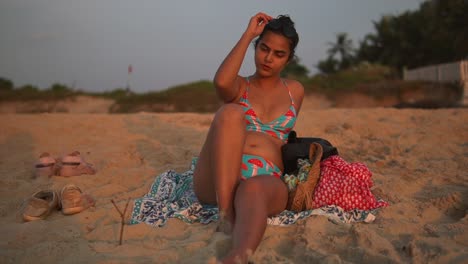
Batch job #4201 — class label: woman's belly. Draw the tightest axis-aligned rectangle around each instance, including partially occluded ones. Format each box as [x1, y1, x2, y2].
[242, 131, 285, 171]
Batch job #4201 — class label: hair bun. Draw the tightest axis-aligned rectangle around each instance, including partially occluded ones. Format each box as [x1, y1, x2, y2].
[276, 15, 294, 26]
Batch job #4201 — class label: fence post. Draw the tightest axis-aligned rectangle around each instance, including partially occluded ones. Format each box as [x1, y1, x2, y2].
[437, 65, 440, 82]
[462, 61, 468, 104]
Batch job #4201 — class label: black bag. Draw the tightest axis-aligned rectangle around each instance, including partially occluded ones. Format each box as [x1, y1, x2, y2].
[281, 131, 339, 174]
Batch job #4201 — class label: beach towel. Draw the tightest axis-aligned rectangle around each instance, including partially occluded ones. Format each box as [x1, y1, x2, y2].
[129, 157, 386, 227]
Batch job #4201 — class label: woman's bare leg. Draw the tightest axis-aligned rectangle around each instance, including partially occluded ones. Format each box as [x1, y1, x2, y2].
[193, 104, 246, 226]
[221, 175, 288, 263]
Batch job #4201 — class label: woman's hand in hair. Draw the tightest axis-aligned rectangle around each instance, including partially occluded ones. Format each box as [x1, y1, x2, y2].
[244, 12, 272, 39]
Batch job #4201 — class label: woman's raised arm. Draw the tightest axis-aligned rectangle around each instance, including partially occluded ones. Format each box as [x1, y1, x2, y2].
[213, 12, 272, 103]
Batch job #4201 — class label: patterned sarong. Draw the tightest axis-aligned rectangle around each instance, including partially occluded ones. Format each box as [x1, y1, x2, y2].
[129, 157, 386, 227]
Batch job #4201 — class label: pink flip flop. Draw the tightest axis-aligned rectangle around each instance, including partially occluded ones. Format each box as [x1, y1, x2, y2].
[34, 152, 58, 178]
[58, 151, 96, 177]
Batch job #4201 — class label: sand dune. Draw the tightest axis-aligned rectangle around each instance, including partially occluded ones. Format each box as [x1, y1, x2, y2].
[0, 97, 467, 263]
[0, 96, 115, 114]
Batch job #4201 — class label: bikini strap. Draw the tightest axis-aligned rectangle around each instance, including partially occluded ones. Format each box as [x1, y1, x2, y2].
[244, 76, 251, 93]
[282, 79, 296, 106]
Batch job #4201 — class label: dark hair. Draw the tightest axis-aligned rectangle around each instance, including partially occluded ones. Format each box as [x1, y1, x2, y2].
[254, 15, 299, 61]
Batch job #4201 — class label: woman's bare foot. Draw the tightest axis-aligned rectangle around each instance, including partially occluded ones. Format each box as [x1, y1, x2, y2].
[220, 249, 253, 264]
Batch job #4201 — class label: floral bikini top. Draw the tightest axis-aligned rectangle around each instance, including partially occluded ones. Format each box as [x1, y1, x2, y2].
[238, 77, 297, 142]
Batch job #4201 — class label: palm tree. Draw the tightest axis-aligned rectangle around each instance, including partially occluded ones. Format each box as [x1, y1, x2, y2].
[316, 56, 339, 74]
[326, 33, 355, 70]
[281, 57, 310, 79]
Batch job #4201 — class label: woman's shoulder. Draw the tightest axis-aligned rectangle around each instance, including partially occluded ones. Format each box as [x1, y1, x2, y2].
[284, 78, 304, 97]
[229, 75, 249, 103]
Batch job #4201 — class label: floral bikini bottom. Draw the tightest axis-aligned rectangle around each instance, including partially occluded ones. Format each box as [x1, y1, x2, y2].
[240, 154, 282, 180]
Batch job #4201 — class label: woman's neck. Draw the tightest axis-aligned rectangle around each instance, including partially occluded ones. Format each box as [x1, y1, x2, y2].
[250, 74, 281, 91]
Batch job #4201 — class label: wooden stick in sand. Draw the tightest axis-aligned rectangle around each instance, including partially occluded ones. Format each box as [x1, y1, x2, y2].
[111, 198, 130, 246]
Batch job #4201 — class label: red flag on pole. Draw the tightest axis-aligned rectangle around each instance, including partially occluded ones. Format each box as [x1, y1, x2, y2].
[128, 64, 133, 74]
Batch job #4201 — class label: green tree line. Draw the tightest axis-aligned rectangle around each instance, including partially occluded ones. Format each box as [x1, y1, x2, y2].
[2, 0, 465, 109]
[318, 0, 468, 74]
[0, 78, 79, 101]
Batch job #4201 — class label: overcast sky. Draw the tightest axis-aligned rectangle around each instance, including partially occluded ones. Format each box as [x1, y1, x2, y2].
[0, 0, 425, 92]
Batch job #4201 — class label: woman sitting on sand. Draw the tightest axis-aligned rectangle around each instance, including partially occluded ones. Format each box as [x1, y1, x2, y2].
[193, 12, 304, 263]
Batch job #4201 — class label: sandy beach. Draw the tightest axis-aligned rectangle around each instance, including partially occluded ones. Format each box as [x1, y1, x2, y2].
[0, 95, 467, 263]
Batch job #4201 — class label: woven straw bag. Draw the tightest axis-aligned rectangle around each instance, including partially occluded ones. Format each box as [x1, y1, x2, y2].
[286, 142, 323, 212]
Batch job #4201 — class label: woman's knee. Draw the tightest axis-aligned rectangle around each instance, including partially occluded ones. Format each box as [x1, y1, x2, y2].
[214, 104, 245, 125]
[234, 178, 265, 206]
[234, 176, 288, 213]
